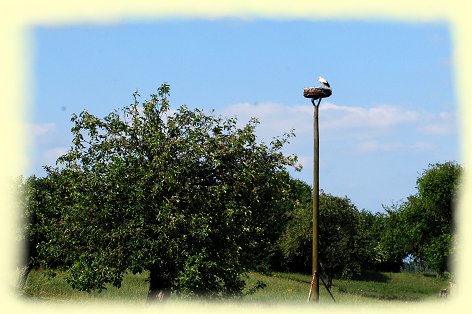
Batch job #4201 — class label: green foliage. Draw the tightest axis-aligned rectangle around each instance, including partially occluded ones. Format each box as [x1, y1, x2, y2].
[21, 82, 460, 297]
[374, 207, 407, 272]
[380, 162, 461, 276]
[421, 234, 453, 275]
[278, 183, 366, 279]
[275, 179, 312, 272]
[37, 83, 298, 299]
[355, 209, 387, 271]
[17, 175, 62, 268]
[416, 161, 460, 234]
[318, 191, 362, 278]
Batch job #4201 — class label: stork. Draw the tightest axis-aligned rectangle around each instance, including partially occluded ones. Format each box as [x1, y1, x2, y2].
[318, 76, 331, 89]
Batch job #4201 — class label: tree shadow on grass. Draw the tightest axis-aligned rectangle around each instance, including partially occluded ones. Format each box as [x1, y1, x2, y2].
[273, 271, 391, 284]
[272, 273, 311, 284]
[350, 271, 391, 283]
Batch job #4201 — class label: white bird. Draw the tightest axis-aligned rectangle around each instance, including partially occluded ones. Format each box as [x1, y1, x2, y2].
[318, 76, 331, 89]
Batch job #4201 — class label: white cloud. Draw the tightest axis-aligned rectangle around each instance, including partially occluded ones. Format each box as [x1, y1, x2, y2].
[217, 101, 456, 158]
[294, 154, 312, 170]
[27, 122, 56, 137]
[319, 103, 419, 130]
[219, 102, 421, 138]
[42, 146, 69, 167]
[357, 140, 436, 154]
[357, 141, 404, 153]
[219, 102, 312, 138]
[412, 142, 436, 151]
[418, 111, 456, 135]
[420, 124, 451, 135]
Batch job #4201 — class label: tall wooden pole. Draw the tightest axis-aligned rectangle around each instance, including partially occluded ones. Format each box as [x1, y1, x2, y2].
[303, 87, 331, 304]
[311, 98, 321, 302]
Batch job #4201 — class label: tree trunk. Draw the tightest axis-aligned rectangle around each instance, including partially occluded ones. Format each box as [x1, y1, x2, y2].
[18, 239, 34, 290]
[326, 274, 333, 290]
[18, 263, 32, 289]
[147, 266, 171, 302]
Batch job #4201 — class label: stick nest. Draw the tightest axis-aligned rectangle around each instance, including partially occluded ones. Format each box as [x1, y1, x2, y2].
[303, 87, 332, 100]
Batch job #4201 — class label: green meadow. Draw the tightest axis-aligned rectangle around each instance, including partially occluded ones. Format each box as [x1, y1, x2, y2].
[19, 269, 450, 305]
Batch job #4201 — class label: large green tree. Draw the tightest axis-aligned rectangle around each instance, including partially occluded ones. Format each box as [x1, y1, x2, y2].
[17, 175, 61, 287]
[38, 84, 298, 300]
[375, 206, 409, 272]
[380, 162, 461, 276]
[355, 209, 389, 272]
[16, 175, 39, 288]
[278, 183, 363, 284]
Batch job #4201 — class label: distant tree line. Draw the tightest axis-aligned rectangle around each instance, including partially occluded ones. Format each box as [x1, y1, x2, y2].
[17, 84, 461, 299]
[272, 160, 460, 285]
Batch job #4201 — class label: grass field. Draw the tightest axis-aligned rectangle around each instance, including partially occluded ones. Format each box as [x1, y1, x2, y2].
[18, 269, 451, 305]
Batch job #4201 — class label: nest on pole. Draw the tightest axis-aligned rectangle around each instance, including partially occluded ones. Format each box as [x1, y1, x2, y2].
[303, 87, 332, 100]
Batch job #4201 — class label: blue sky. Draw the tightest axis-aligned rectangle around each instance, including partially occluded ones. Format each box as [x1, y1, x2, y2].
[28, 18, 459, 212]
